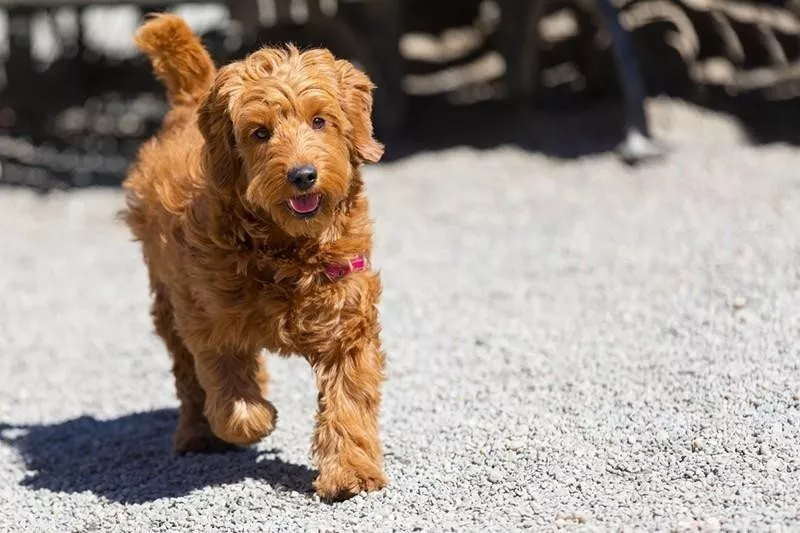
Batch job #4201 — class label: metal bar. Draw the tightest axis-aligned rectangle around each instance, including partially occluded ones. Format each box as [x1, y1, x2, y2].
[0, 0, 216, 7]
[274, 0, 292, 24]
[363, 0, 406, 137]
[308, 0, 323, 21]
[5, 6, 37, 132]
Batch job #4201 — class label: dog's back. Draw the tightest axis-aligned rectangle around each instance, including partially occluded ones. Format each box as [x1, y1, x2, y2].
[123, 14, 216, 244]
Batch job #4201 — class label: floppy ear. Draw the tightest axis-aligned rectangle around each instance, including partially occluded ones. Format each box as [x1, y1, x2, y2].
[197, 64, 243, 190]
[335, 59, 384, 164]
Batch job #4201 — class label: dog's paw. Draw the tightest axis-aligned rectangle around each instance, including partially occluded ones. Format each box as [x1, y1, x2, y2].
[314, 463, 387, 501]
[207, 397, 278, 446]
[174, 428, 238, 455]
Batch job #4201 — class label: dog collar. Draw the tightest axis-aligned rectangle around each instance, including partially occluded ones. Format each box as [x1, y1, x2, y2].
[323, 255, 368, 281]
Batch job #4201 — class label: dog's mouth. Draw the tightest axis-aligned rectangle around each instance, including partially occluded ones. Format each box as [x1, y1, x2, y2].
[287, 194, 322, 218]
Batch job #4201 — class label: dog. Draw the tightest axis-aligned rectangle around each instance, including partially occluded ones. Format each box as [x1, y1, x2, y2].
[122, 14, 387, 501]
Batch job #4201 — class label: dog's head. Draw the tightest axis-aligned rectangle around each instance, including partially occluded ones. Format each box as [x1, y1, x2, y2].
[198, 46, 383, 237]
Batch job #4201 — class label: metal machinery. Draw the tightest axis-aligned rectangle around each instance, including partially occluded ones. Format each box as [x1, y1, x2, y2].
[2, 0, 799, 188]
[0, 0, 406, 188]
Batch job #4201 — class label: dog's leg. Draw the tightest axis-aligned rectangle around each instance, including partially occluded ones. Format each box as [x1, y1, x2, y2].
[193, 351, 277, 446]
[310, 334, 387, 501]
[151, 287, 235, 454]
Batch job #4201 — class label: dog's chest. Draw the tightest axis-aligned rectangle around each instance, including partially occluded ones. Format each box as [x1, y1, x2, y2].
[271, 274, 374, 353]
[218, 253, 376, 353]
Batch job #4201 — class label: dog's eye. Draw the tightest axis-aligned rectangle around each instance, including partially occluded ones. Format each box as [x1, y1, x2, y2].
[311, 116, 326, 130]
[253, 127, 271, 141]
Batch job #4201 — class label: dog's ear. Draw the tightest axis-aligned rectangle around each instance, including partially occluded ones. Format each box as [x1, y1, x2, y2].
[335, 60, 384, 164]
[197, 63, 244, 190]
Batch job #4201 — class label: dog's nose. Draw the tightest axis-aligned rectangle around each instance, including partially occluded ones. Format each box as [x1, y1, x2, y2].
[287, 165, 317, 191]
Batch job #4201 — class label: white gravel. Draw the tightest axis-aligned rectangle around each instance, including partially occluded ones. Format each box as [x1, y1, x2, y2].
[1, 102, 799, 532]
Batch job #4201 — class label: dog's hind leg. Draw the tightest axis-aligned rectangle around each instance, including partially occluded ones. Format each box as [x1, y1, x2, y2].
[151, 284, 236, 454]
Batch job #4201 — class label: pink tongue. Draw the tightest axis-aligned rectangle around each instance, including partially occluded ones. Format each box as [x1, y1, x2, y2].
[288, 195, 320, 214]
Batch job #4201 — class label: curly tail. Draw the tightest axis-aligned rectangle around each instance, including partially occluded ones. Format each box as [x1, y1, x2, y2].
[135, 13, 215, 106]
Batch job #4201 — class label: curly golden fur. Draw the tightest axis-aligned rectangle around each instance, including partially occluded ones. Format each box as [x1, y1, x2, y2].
[122, 14, 387, 501]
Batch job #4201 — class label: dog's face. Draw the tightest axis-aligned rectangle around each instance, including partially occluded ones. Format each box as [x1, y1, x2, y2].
[198, 47, 383, 237]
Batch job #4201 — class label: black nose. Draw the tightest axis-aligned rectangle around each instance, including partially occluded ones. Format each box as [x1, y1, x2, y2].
[287, 165, 317, 191]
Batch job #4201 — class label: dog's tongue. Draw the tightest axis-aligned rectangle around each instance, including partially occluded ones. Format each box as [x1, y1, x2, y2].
[288, 195, 320, 214]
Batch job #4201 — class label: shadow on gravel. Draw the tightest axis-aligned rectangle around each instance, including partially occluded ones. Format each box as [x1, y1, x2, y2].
[381, 94, 800, 164]
[381, 98, 626, 163]
[0, 409, 316, 503]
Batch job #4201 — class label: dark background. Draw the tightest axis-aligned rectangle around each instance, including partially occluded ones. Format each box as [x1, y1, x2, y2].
[1, 0, 800, 189]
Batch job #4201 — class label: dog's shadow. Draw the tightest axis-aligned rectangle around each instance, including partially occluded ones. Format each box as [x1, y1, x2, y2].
[0, 409, 316, 503]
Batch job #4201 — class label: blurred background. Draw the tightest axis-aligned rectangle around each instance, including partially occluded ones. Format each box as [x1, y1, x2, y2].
[2, 0, 800, 189]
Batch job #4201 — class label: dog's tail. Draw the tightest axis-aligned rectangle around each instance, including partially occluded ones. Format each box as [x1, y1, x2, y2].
[135, 14, 215, 106]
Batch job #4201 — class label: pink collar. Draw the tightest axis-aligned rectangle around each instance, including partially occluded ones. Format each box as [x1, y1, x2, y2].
[323, 255, 369, 281]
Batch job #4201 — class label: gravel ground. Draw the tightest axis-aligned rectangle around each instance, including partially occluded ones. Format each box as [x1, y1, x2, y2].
[1, 102, 799, 532]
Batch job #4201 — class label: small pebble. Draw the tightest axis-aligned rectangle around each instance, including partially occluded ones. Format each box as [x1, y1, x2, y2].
[555, 511, 590, 524]
[691, 437, 705, 452]
[735, 309, 759, 324]
[507, 439, 526, 451]
[488, 469, 504, 483]
[700, 516, 722, 533]
[732, 296, 747, 309]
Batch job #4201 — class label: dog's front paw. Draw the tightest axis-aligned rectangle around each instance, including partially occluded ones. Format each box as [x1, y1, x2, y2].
[206, 397, 278, 446]
[314, 462, 387, 501]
